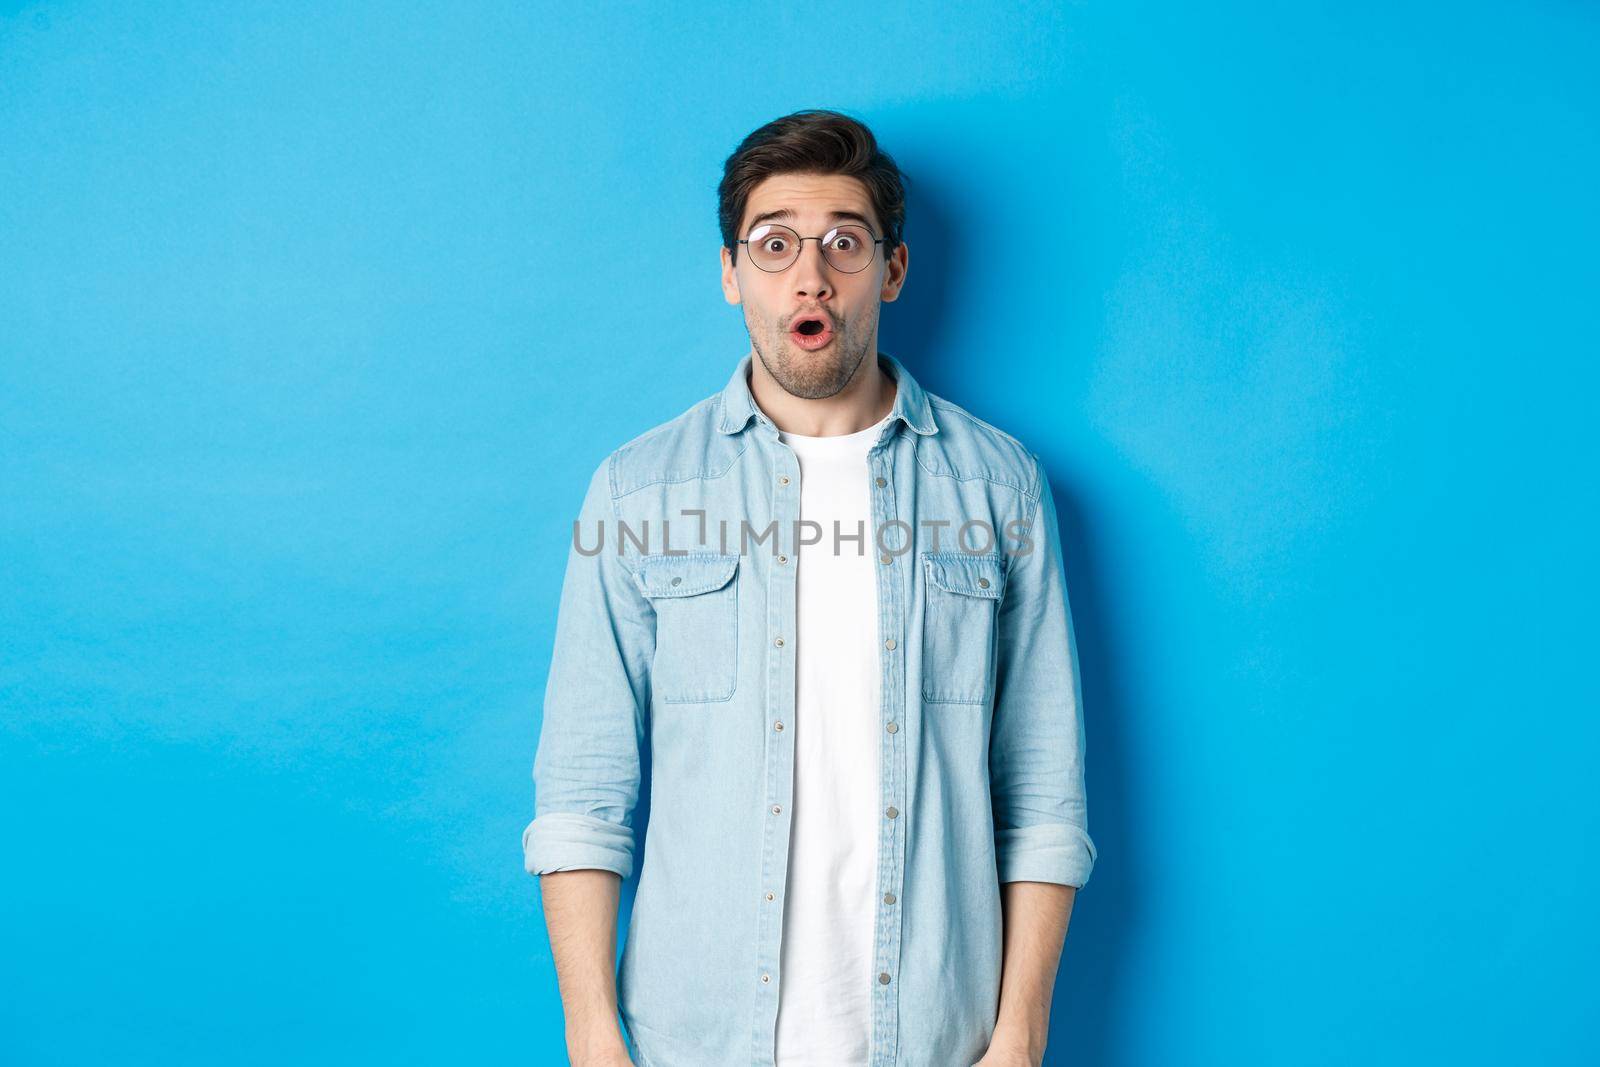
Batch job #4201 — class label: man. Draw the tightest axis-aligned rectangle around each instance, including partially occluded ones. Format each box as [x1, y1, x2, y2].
[522, 109, 1096, 1067]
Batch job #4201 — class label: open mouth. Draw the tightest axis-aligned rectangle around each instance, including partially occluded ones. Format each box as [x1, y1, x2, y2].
[788, 314, 835, 350]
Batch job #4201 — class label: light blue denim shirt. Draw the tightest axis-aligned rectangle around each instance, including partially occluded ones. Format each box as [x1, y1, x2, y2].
[522, 352, 1095, 1067]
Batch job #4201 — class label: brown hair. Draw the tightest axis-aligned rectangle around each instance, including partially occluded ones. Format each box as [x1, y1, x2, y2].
[718, 109, 908, 266]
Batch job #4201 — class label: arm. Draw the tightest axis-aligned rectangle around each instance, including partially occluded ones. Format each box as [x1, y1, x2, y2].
[990, 454, 1095, 886]
[521, 456, 654, 1064]
[541, 869, 634, 1065]
[982, 880, 1076, 1064]
[981, 455, 1096, 1063]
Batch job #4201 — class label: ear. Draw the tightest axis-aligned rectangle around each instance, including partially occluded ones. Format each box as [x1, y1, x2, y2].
[721, 245, 742, 305]
[880, 241, 909, 303]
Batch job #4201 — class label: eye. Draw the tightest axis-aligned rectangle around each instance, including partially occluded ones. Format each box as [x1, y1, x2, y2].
[830, 234, 857, 251]
[762, 236, 789, 253]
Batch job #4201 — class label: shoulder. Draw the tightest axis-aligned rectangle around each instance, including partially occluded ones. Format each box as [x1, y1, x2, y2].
[918, 392, 1043, 501]
[596, 392, 746, 500]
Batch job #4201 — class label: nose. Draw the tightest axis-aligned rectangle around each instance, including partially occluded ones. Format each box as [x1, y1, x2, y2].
[791, 239, 832, 300]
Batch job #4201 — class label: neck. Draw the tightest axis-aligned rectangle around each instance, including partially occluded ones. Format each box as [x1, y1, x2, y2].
[750, 350, 896, 437]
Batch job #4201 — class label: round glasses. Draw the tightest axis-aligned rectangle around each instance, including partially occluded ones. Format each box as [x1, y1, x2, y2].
[737, 222, 886, 274]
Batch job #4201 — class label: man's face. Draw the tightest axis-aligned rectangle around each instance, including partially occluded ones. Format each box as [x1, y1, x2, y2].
[720, 172, 908, 400]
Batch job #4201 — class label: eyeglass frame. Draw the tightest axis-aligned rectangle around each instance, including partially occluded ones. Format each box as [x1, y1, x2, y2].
[735, 221, 890, 274]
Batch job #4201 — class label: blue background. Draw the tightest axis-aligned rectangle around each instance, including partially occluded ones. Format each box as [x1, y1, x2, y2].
[2, 2, 1595, 1064]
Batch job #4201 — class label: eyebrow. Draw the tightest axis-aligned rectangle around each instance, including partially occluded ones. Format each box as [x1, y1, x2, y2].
[744, 207, 879, 233]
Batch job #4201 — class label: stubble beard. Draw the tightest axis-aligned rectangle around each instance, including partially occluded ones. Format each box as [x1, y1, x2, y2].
[748, 303, 878, 401]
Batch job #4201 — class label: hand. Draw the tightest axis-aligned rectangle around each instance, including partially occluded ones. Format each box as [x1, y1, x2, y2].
[565, 1030, 635, 1067]
[570, 1053, 633, 1067]
[972, 1036, 1042, 1067]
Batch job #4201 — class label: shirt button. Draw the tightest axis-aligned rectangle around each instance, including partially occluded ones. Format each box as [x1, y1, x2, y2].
[772, 804, 782, 815]
[671, 576, 682, 586]
[774, 636, 785, 647]
[777, 554, 787, 564]
[875, 476, 887, 488]
[778, 475, 790, 486]
[885, 806, 898, 819]
[884, 637, 897, 650]
[883, 892, 896, 905]
[878, 972, 891, 985]
[773, 720, 784, 732]
[766, 891, 776, 901]
[762, 972, 771, 983]
[879, 553, 891, 565]
[886, 722, 898, 734]
[978, 577, 990, 588]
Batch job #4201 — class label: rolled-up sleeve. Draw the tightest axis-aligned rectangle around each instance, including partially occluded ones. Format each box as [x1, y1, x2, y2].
[989, 454, 1097, 888]
[522, 455, 654, 880]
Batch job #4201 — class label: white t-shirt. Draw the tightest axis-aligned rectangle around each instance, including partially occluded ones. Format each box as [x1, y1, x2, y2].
[772, 411, 893, 1067]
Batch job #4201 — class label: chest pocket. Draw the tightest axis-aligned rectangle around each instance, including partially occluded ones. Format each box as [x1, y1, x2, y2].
[635, 552, 740, 704]
[921, 551, 1006, 705]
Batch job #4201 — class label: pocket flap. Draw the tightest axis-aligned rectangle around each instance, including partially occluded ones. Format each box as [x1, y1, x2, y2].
[923, 551, 1005, 599]
[635, 553, 740, 598]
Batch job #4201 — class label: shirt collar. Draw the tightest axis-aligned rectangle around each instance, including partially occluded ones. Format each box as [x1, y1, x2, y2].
[715, 350, 938, 437]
